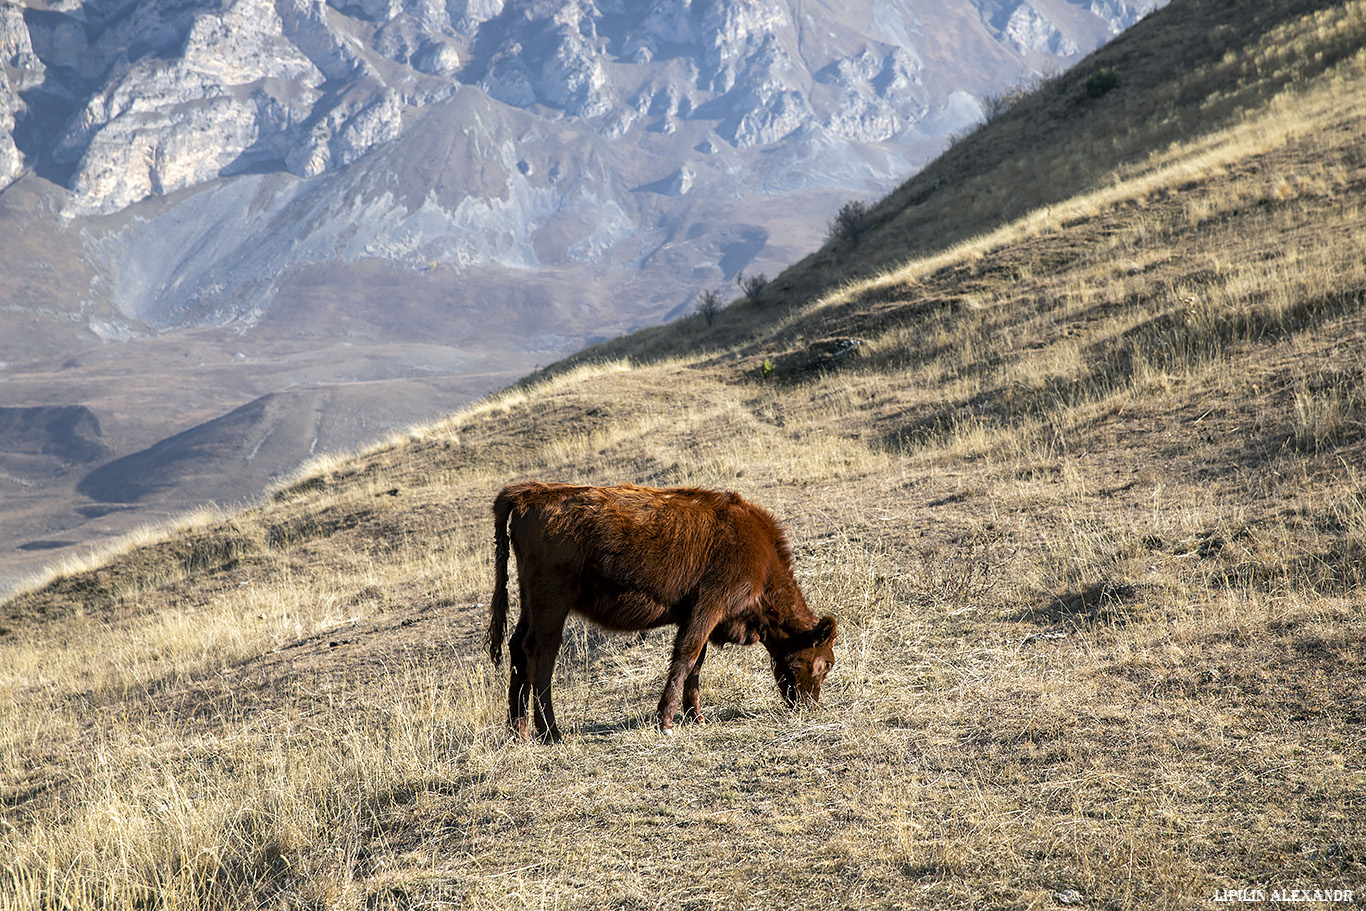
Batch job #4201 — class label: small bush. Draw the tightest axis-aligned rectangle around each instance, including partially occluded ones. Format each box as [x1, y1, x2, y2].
[695, 288, 723, 326]
[978, 90, 1019, 122]
[828, 199, 869, 245]
[736, 271, 768, 306]
[980, 68, 1058, 123]
[1086, 67, 1119, 98]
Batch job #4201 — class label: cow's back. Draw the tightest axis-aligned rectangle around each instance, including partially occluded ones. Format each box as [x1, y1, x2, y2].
[500, 482, 780, 614]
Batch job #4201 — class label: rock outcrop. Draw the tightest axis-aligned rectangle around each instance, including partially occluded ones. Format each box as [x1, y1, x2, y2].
[44, 0, 333, 212]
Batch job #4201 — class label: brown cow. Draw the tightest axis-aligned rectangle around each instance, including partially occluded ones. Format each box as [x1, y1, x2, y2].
[487, 481, 837, 741]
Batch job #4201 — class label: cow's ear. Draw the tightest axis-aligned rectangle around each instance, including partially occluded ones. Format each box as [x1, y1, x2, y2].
[814, 615, 838, 645]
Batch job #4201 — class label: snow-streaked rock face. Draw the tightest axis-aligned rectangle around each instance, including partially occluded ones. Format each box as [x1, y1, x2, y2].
[1000, 3, 1081, 56]
[3, 0, 1166, 328]
[1, 2, 43, 190]
[43, 0, 332, 213]
[1, 85, 23, 190]
[985, 0, 1162, 58]
[1088, 0, 1164, 32]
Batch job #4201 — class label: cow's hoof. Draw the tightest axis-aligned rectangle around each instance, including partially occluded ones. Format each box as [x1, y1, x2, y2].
[660, 725, 676, 737]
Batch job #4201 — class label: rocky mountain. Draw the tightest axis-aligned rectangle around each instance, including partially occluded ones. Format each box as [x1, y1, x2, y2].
[0, 0, 1164, 590]
[5, 0, 1164, 319]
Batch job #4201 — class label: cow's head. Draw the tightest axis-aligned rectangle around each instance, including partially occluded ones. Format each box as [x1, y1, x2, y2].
[773, 615, 838, 707]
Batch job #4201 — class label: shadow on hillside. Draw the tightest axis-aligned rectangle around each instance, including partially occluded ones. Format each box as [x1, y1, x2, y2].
[77, 396, 275, 504]
[0, 768, 68, 818]
[1010, 580, 1142, 629]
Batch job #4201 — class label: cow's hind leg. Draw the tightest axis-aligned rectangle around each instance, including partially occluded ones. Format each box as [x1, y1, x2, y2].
[506, 617, 532, 741]
[526, 604, 569, 743]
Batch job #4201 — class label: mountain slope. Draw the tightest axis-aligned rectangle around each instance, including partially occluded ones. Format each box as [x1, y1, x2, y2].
[3, 1, 1364, 908]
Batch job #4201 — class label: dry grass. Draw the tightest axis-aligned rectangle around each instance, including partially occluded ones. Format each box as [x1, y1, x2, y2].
[4, 1, 1366, 908]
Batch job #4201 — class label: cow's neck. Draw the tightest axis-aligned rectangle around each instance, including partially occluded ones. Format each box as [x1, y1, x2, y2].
[759, 602, 819, 651]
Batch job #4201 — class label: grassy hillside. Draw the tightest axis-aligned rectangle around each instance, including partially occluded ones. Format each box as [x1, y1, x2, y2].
[4, 1, 1365, 908]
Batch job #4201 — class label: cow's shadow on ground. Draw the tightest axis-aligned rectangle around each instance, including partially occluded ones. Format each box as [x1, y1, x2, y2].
[574, 706, 763, 739]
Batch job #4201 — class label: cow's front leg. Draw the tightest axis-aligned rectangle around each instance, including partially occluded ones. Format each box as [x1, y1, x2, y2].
[658, 619, 716, 733]
[683, 643, 708, 726]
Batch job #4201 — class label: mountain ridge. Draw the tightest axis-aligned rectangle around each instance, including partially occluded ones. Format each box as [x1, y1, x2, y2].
[5, 0, 1164, 324]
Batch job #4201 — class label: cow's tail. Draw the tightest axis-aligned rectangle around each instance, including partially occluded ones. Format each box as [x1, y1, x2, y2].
[487, 487, 516, 668]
